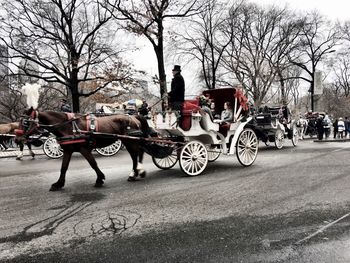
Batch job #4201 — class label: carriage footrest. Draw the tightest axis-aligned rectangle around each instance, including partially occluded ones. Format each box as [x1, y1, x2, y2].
[127, 130, 144, 137]
[57, 135, 89, 145]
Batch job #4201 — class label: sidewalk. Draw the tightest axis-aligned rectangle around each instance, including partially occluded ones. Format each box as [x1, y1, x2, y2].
[313, 138, 350, 143]
[0, 148, 44, 158]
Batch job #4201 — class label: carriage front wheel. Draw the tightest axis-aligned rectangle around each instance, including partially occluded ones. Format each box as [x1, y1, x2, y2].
[43, 137, 63, 159]
[291, 125, 299, 147]
[236, 128, 258, 166]
[274, 129, 284, 149]
[179, 141, 208, 176]
[95, 140, 122, 156]
[207, 145, 221, 162]
[152, 150, 178, 170]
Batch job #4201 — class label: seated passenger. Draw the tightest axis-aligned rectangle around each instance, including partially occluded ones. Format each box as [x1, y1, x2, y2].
[199, 95, 214, 120]
[215, 101, 233, 124]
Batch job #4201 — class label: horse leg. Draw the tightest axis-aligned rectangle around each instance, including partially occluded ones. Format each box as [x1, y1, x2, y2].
[125, 144, 139, 182]
[79, 147, 105, 187]
[16, 142, 24, 160]
[27, 142, 35, 158]
[137, 149, 146, 178]
[50, 151, 73, 191]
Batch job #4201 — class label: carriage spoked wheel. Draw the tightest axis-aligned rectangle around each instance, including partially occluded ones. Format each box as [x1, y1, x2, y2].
[43, 137, 63, 159]
[152, 150, 178, 170]
[274, 129, 284, 149]
[95, 140, 122, 156]
[207, 145, 221, 162]
[291, 125, 299, 147]
[236, 128, 258, 166]
[179, 141, 208, 176]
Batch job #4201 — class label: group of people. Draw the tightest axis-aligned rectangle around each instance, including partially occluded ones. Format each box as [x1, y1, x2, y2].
[332, 117, 350, 139]
[304, 111, 350, 140]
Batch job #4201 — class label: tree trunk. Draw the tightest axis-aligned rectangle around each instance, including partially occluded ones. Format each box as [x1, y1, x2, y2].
[155, 21, 167, 112]
[278, 71, 286, 105]
[70, 69, 80, 113]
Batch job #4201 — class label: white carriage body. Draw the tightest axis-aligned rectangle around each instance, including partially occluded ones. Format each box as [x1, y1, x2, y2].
[148, 87, 252, 156]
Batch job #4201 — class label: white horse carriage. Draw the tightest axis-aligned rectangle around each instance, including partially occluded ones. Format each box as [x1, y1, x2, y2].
[147, 87, 259, 176]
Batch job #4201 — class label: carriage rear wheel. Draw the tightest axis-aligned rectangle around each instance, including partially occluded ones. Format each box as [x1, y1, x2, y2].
[236, 128, 258, 166]
[274, 129, 284, 149]
[152, 150, 178, 170]
[43, 137, 63, 159]
[95, 140, 122, 156]
[291, 125, 299, 146]
[207, 145, 221, 162]
[179, 141, 208, 176]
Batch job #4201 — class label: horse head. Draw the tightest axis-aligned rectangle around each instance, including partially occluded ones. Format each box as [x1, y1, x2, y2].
[15, 107, 40, 139]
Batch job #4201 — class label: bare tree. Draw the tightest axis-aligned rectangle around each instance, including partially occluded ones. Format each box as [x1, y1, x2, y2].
[289, 11, 341, 111]
[222, 3, 297, 107]
[105, 0, 201, 110]
[0, 0, 132, 112]
[172, 0, 240, 90]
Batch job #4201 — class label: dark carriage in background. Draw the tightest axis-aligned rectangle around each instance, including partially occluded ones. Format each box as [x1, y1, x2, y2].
[304, 112, 319, 138]
[250, 105, 299, 149]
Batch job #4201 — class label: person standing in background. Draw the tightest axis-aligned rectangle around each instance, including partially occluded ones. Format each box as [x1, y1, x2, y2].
[59, 99, 72, 113]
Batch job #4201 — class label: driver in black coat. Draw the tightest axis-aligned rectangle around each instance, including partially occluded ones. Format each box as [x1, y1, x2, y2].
[168, 65, 185, 111]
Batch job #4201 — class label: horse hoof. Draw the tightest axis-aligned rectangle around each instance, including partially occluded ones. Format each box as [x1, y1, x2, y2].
[94, 181, 104, 188]
[49, 183, 64, 191]
[127, 176, 137, 182]
[49, 186, 63, 191]
[139, 170, 146, 178]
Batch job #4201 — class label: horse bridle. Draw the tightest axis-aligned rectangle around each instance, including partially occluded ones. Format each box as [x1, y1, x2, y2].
[18, 110, 40, 137]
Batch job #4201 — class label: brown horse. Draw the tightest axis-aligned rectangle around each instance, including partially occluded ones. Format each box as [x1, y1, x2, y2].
[19, 108, 151, 191]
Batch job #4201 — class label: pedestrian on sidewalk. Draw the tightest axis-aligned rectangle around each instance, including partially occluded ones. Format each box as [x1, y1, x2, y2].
[338, 117, 345, 139]
[333, 118, 338, 139]
[345, 116, 350, 138]
[316, 115, 324, 140]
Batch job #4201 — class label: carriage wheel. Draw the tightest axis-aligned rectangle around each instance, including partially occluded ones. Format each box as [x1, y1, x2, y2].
[291, 126, 299, 146]
[236, 128, 258, 167]
[43, 137, 63, 159]
[152, 151, 178, 170]
[207, 145, 221, 162]
[274, 129, 284, 149]
[179, 141, 208, 176]
[95, 140, 122, 157]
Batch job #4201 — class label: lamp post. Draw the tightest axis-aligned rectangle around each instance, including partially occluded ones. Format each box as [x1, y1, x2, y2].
[310, 49, 336, 112]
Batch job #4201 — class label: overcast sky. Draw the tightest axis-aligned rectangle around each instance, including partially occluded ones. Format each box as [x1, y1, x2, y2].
[251, 0, 350, 21]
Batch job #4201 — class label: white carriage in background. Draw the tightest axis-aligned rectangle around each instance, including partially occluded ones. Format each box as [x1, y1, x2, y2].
[147, 87, 259, 176]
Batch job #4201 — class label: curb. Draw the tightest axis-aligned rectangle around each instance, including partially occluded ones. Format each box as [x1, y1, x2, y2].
[313, 139, 350, 143]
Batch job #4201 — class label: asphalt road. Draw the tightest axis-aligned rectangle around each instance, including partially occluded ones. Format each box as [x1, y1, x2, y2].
[1, 139, 350, 262]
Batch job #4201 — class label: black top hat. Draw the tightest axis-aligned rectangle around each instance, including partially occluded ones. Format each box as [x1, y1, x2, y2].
[172, 65, 181, 72]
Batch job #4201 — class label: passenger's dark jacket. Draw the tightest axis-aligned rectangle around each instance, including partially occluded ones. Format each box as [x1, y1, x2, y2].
[168, 73, 185, 103]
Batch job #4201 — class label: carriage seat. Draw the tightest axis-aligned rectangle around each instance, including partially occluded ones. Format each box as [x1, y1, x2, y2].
[180, 99, 200, 131]
[200, 112, 219, 131]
